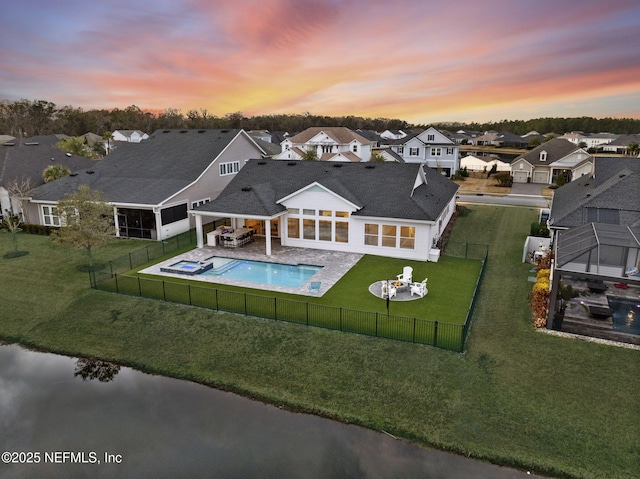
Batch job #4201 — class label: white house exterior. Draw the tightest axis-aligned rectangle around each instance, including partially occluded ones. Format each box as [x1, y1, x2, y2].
[389, 127, 459, 177]
[112, 130, 149, 143]
[275, 127, 373, 162]
[191, 161, 459, 262]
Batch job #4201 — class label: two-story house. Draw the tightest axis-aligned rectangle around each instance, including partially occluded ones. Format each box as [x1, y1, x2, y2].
[389, 127, 459, 177]
[274, 127, 373, 162]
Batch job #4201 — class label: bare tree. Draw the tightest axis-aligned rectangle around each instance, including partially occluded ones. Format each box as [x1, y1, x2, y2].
[5, 176, 33, 223]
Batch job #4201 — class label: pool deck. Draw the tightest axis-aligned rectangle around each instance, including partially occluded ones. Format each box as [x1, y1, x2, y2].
[558, 277, 640, 346]
[139, 238, 362, 297]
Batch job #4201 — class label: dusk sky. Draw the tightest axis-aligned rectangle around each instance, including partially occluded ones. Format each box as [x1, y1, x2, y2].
[2, 0, 639, 124]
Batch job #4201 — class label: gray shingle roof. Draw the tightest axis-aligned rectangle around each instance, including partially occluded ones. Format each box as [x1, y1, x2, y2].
[515, 138, 583, 166]
[30, 129, 256, 205]
[194, 160, 459, 222]
[0, 135, 95, 189]
[550, 157, 640, 228]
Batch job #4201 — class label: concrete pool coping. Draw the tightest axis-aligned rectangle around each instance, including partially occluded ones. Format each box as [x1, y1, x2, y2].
[139, 241, 363, 297]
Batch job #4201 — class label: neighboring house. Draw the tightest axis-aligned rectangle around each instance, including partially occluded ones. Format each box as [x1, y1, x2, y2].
[472, 130, 529, 148]
[112, 130, 149, 143]
[247, 130, 273, 143]
[27, 129, 266, 240]
[510, 138, 592, 184]
[190, 161, 459, 262]
[355, 129, 384, 147]
[275, 127, 374, 162]
[460, 154, 511, 172]
[600, 134, 640, 155]
[0, 135, 94, 221]
[559, 131, 618, 149]
[379, 129, 408, 141]
[389, 127, 459, 177]
[546, 157, 640, 331]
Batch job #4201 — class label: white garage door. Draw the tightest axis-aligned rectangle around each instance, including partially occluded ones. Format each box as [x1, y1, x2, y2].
[533, 171, 548, 184]
[512, 171, 528, 183]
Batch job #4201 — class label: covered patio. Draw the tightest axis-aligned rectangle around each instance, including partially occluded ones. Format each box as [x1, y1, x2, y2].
[554, 223, 640, 279]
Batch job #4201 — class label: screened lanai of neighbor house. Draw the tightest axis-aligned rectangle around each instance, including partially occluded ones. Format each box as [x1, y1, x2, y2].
[554, 223, 640, 280]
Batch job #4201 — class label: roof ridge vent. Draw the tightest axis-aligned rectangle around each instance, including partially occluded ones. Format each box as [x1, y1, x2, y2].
[162, 130, 170, 133]
[198, 130, 206, 133]
[86, 170, 95, 174]
[257, 161, 267, 165]
[287, 162, 297, 166]
[333, 163, 342, 167]
[241, 186, 252, 191]
[179, 130, 187, 133]
[365, 164, 375, 168]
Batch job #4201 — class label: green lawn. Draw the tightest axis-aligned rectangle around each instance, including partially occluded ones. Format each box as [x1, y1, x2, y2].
[1, 207, 638, 479]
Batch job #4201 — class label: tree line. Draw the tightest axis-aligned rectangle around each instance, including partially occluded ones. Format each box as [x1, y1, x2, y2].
[1, 98, 638, 138]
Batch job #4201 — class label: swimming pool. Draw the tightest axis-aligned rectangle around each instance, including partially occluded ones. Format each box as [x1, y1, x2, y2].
[607, 296, 640, 335]
[201, 256, 322, 288]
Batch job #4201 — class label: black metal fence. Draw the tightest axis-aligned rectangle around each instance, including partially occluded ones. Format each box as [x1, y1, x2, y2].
[90, 234, 487, 352]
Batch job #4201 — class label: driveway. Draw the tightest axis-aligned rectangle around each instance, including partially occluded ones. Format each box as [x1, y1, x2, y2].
[509, 182, 547, 196]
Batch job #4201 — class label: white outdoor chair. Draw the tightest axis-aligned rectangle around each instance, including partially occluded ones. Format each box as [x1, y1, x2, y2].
[410, 278, 428, 298]
[381, 281, 397, 299]
[396, 266, 413, 285]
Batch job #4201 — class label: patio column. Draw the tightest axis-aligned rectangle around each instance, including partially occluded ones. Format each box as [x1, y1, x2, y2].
[265, 219, 272, 256]
[113, 206, 120, 238]
[195, 215, 204, 248]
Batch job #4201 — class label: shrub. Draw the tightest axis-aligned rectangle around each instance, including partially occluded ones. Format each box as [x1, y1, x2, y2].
[21, 223, 55, 235]
[493, 171, 513, 187]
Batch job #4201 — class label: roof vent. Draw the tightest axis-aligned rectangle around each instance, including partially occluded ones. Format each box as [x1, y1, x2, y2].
[619, 174, 626, 178]
[162, 130, 170, 133]
[86, 170, 95, 174]
[241, 186, 252, 192]
[287, 162, 297, 166]
[257, 161, 267, 165]
[333, 163, 342, 167]
[2, 142, 15, 146]
[365, 164, 375, 169]
[69, 173, 78, 177]
[198, 130, 206, 133]
[25, 142, 39, 146]
[221, 130, 230, 133]
[179, 130, 187, 133]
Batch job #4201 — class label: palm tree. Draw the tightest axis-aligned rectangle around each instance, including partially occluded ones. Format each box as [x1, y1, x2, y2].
[43, 164, 71, 183]
[102, 131, 114, 154]
[626, 142, 639, 157]
[301, 147, 319, 161]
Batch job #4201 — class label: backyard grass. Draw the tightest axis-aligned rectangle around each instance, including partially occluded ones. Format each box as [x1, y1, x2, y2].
[0, 207, 638, 479]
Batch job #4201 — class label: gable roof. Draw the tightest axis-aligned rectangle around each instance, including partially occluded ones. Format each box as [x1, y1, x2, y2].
[514, 138, 586, 166]
[285, 127, 373, 146]
[30, 129, 263, 205]
[0, 135, 95, 189]
[193, 160, 459, 222]
[549, 157, 640, 228]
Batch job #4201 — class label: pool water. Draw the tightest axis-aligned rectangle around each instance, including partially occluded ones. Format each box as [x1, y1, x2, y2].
[607, 296, 640, 335]
[201, 256, 322, 288]
[161, 260, 212, 276]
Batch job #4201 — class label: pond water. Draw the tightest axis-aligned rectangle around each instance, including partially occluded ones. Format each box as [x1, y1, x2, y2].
[0, 344, 544, 478]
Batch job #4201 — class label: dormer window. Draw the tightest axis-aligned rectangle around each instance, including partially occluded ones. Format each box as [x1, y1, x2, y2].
[540, 151, 547, 162]
[427, 134, 434, 141]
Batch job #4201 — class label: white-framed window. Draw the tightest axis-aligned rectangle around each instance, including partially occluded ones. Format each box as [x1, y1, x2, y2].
[398, 146, 404, 154]
[431, 147, 442, 156]
[446, 147, 454, 155]
[364, 223, 378, 246]
[427, 134, 435, 141]
[219, 161, 240, 176]
[42, 205, 61, 226]
[400, 226, 415, 249]
[381, 225, 396, 247]
[322, 145, 333, 153]
[352, 144, 358, 152]
[409, 147, 419, 156]
[540, 151, 547, 161]
[191, 198, 211, 209]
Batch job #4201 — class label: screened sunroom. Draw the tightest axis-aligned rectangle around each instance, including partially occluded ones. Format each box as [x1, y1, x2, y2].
[554, 223, 640, 280]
